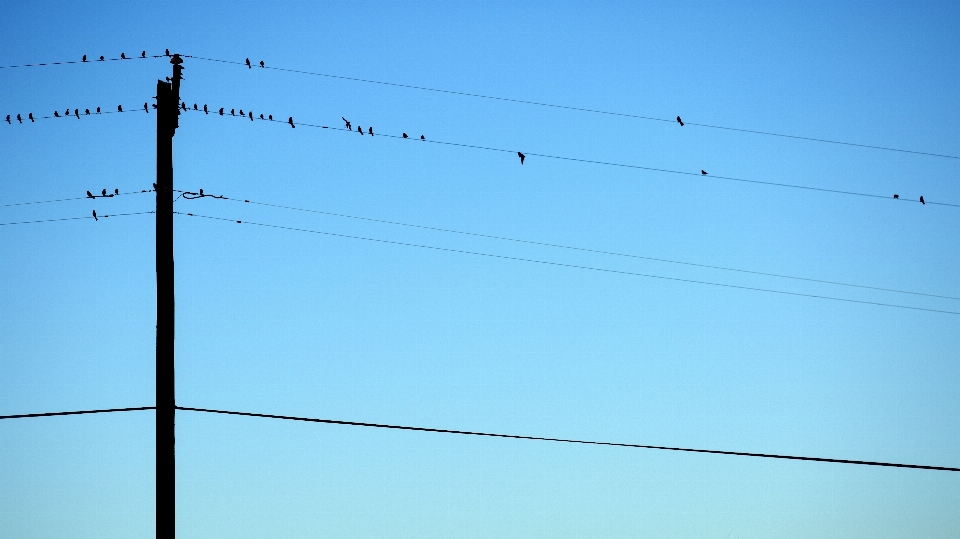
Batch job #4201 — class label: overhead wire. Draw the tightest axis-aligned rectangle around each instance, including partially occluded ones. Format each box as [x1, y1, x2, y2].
[0, 189, 154, 209]
[0, 211, 154, 227]
[0, 53, 166, 70]
[0, 406, 155, 420]
[176, 406, 960, 472]
[174, 210, 960, 316]
[183, 54, 960, 161]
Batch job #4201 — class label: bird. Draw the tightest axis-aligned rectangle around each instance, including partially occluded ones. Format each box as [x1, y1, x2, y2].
[259, 113, 264, 119]
[920, 196, 925, 205]
[421, 135, 425, 140]
[230, 109, 235, 116]
[99, 55, 105, 61]
[193, 103, 198, 110]
[259, 60, 264, 68]
[87, 191, 95, 199]
[893, 194, 899, 199]
[518, 152, 526, 165]
[121, 52, 127, 59]
[219, 108, 224, 116]
[114, 189, 119, 195]
[82, 55, 87, 62]
[288, 116, 295, 128]
[368, 126, 374, 136]
[199, 189, 204, 195]
[144, 103, 149, 113]
[701, 170, 707, 175]
[96, 107, 100, 114]
[85, 109, 90, 115]
[54, 111, 60, 117]
[342, 117, 351, 129]
[141, 51, 146, 58]
[92, 210, 97, 221]
[239, 109, 244, 116]
[268, 115, 273, 120]
[181, 103, 187, 111]
[357, 126, 364, 135]
[245, 58, 252, 68]
[17, 114, 23, 123]
[203, 104, 208, 114]
[64, 108, 70, 116]
[403, 133, 408, 138]
[118, 105, 123, 112]
[165, 49, 170, 56]
[4, 115, 9, 124]
[102, 189, 107, 196]
[74, 109, 79, 118]
[677, 116, 684, 126]
[248, 111, 253, 121]
[27, 113, 33, 122]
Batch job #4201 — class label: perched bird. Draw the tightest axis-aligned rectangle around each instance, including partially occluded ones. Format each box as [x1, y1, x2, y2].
[28, 113, 33, 122]
[114, 189, 119, 195]
[102, 189, 107, 196]
[248, 111, 253, 121]
[85, 109, 90, 115]
[403, 133, 408, 138]
[65, 108, 70, 116]
[87, 191, 95, 199]
[245, 58, 252, 68]
[121, 52, 127, 59]
[421, 135, 425, 140]
[54, 111, 60, 117]
[4, 115, 9, 124]
[219, 108, 224, 115]
[92, 210, 98, 221]
[259, 60, 264, 68]
[141, 51, 146, 58]
[518, 152, 526, 165]
[677, 116, 684, 126]
[99, 55, 105, 61]
[74, 109, 79, 118]
[342, 117, 351, 129]
[203, 104, 208, 114]
[268, 115, 273, 120]
[230, 109, 235, 116]
[165, 49, 171, 56]
[368, 126, 374, 136]
[239, 109, 244, 116]
[701, 170, 707, 175]
[288, 116, 295, 128]
[920, 196, 925, 205]
[193, 103, 198, 110]
[893, 194, 899, 199]
[259, 113, 264, 119]
[144, 103, 149, 113]
[182, 103, 187, 111]
[117, 105, 123, 112]
[96, 107, 101, 114]
[358, 126, 364, 134]
[82, 55, 87, 62]
[18, 114, 23, 123]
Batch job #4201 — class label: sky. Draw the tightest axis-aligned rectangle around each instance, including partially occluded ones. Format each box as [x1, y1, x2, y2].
[1, 1, 959, 538]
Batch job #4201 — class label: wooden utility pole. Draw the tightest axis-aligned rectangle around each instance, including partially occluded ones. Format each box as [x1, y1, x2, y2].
[156, 53, 182, 538]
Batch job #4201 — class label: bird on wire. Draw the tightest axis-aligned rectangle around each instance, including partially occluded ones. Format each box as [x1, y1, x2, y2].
[358, 125, 364, 135]
[64, 108, 70, 116]
[518, 152, 526, 165]
[288, 116, 295, 128]
[165, 49, 170, 56]
[18, 114, 23, 123]
[420, 135, 425, 140]
[894, 194, 899, 199]
[82, 55, 87, 62]
[403, 133, 408, 138]
[102, 189, 107, 196]
[193, 103, 198, 110]
[144, 103, 149, 113]
[677, 116, 684, 126]
[28, 113, 33, 122]
[245, 58, 252, 68]
[203, 104, 208, 114]
[230, 109, 235, 116]
[96, 107, 100, 114]
[182, 103, 188, 111]
[219, 108, 224, 115]
[259, 60, 264, 68]
[117, 105, 123, 112]
[268, 115, 273, 120]
[701, 170, 707, 175]
[99, 56, 105, 61]
[4, 115, 9, 124]
[920, 196, 925, 205]
[92, 210, 97, 221]
[342, 117, 351, 129]
[141, 51, 146, 58]
[54, 111, 60, 117]
[114, 189, 119, 195]
[239, 109, 244, 116]
[74, 109, 79, 118]
[248, 111, 253, 121]
[259, 113, 264, 119]
[87, 191, 95, 199]
[368, 126, 374, 136]
[85, 109, 90, 115]
[121, 52, 127, 59]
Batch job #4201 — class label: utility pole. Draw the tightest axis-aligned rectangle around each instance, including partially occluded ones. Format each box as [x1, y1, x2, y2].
[156, 53, 182, 539]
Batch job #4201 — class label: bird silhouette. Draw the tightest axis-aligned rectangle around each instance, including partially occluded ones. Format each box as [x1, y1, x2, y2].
[358, 126, 364, 135]
[920, 196, 925, 205]
[121, 52, 126, 59]
[288, 116, 295, 128]
[893, 194, 899, 199]
[701, 170, 707, 175]
[230, 109, 235, 116]
[245, 58, 252, 68]
[193, 103, 198, 110]
[17, 114, 23, 123]
[182, 103, 188, 111]
[342, 117, 351, 129]
[268, 115, 273, 120]
[421, 135, 425, 140]
[4, 115, 9, 124]
[165, 49, 170, 56]
[117, 105, 123, 112]
[141, 51, 146, 58]
[74, 109, 79, 118]
[87, 191, 94, 199]
[144, 103, 149, 113]
[219, 108, 224, 115]
[259, 113, 264, 119]
[28, 113, 33, 122]
[92, 210, 97, 221]
[248, 111, 253, 121]
[677, 116, 684, 126]
[97, 55, 104, 61]
[114, 189, 119, 195]
[403, 133, 408, 138]
[368, 126, 374, 136]
[85, 109, 90, 115]
[96, 107, 100, 114]
[203, 104, 208, 114]
[102, 189, 107, 196]
[199, 189, 204, 195]
[54, 111, 60, 117]
[82, 55, 87, 62]
[518, 152, 525, 165]
[259, 60, 264, 68]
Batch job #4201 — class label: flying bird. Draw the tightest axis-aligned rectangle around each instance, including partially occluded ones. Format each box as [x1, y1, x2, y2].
[117, 105, 123, 112]
[121, 52, 127, 59]
[245, 58, 252, 68]
[518, 152, 525, 165]
[368, 126, 374, 136]
[259, 60, 264, 68]
[893, 194, 899, 199]
[677, 116, 684, 126]
[920, 196, 925, 205]
[87, 191, 94, 199]
[82, 55, 87, 62]
[420, 135, 425, 140]
[141, 51, 146, 58]
[403, 133, 408, 138]
[701, 170, 707, 175]
[288, 116, 295, 128]
[342, 117, 351, 129]
[92, 210, 97, 221]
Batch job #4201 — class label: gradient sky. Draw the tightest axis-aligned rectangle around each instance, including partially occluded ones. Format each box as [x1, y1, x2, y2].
[1, 1, 959, 538]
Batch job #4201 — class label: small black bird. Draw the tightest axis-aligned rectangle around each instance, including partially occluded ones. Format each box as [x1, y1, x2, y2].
[92, 210, 98, 221]
[165, 49, 170, 57]
[259, 60, 264, 68]
[144, 103, 149, 113]
[182, 103, 188, 111]
[54, 111, 60, 117]
[701, 170, 707, 175]
[102, 189, 107, 196]
[114, 189, 119, 195]
[518, 152, 525, 165]
[248, 111, 253, 121]
[121, 52, 127, 59]
[421, 135, 425, 140]
[245, 58, 252, 68]
[230, 109, 235, 116]
[74, 109, 79, 118]
[199, 189, 204, 195]
[677, 116, 684, 126]
[4, 115, 9, 124]
[203, 104, 208, 114]
[358, 126, 363, 135]
[141, 51, 146, 58]
[87, 191, 94, 199]
[193, 103, 198, 110]
[920, 196, 925, 205]
[268, 115, 273, 121]
[82, 55, 87, 62]
[27, 113, 33, 122]
[368, 126, 374, 136]
[893, 194, 899, 199]
[99, 55, 105, 61]
[96, 107, 101, 114]
[219, 108, 224, 115]
[239, 109, 244, 116]
[288, 116, 295, 128]
[17, 114, 23, 123]
[403, 133, 408, 138]
[342, 117, 351, 129]
[259, 113, 264, 119]
[85, 109, 90, 115]
[118, 105, 123, 112]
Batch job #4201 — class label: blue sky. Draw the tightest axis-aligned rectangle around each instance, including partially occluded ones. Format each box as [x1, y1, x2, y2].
[1, 1, 958, 538]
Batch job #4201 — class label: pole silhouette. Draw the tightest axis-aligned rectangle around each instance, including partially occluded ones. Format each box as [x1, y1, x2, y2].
[156, 53, 182, 538]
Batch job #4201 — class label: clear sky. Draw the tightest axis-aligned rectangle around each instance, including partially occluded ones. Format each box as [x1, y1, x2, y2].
[1, 1, 959, 538]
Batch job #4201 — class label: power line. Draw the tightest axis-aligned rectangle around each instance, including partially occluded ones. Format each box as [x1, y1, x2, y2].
[3, 105, 152, 125]
[176, 406, 960, 473]
[0, 211, 154, 227]
[181, 190, 960, 302]
[178, 108, 957, 209]
[0, 406, 155, 420]
[183, 54, 960, 161]
[175, 211, 960, 316]
[0, 189, 153, 209]
[0, 53, 166, 70]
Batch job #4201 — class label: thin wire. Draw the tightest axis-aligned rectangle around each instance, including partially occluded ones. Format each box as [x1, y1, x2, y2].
[0, 406, 155, 420]
[179, 108, 958, 209]
[176, 406, 960, 472]
[0, 54, 165, 70]
[183, 55, 960, 161]
[0, 211, 154, 227]
[2, 106, 151, 124]
[0, 190, 154, 209]
[181, 191, 960, 302]
[175, 211, 960, 316]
